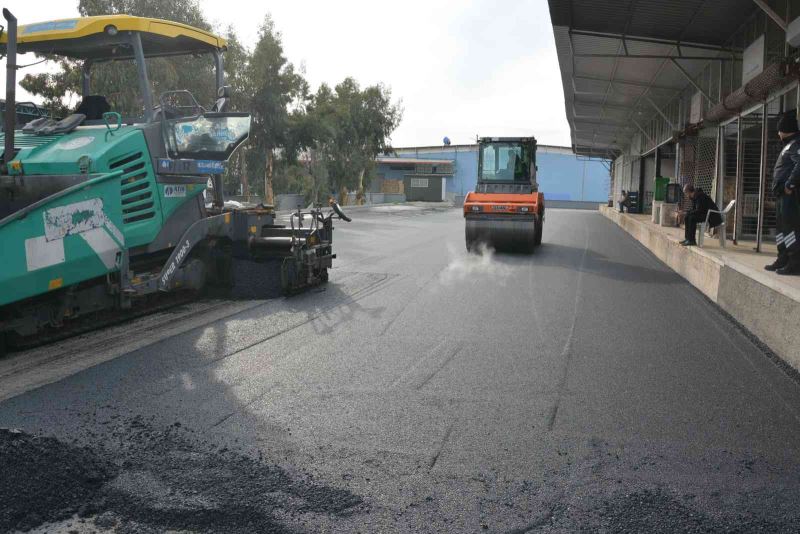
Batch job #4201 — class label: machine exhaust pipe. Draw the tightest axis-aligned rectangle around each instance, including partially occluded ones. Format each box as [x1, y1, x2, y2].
[3, 8, 17, 170]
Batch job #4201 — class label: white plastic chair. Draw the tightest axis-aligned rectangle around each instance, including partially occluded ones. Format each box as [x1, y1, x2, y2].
[698, 199, 736, 248]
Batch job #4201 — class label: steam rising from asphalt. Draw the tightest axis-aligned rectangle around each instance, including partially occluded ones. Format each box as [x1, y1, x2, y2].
[439, 243, 511, 286]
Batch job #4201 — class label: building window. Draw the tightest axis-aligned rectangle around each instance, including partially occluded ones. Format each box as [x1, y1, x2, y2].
[414, 163, 453, 175]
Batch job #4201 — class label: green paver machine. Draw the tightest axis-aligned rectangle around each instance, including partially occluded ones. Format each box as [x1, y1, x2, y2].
[0, 10, 349, 351]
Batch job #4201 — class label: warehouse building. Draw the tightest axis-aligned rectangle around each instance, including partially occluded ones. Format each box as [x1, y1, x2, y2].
[375, 143, 609, 205]
[549, 0, 800, 250]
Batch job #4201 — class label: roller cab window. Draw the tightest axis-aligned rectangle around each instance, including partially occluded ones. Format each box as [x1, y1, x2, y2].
[479, 143, 533, 183]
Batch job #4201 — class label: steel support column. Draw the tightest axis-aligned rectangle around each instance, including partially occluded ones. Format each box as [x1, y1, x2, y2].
[714, 126, 724, 214]
[734, 117, 743, 244]
[675, 99, 683, 182]
[638, 156, 646, 213]
[756, 103, 768, 252]
[655, 145, 661, 179]
[609, 159, 616, 204]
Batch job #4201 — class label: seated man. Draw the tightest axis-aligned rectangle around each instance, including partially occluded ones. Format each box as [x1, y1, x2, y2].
[680, 184, 722, 246]
[618, 190, 629, 213]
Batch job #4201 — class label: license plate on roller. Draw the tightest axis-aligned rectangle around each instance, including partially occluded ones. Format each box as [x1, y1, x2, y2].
[492, 205, 510, 211]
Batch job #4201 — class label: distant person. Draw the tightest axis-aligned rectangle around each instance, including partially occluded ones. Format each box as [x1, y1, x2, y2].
[618, 190, 630, 213]
[507, 151, 518, 169]
[498, 151, 517, 180]
[680, 184, 721, 246]
[766, 109, 800, 275]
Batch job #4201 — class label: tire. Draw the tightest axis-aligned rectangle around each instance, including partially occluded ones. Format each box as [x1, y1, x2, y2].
[534, 217, 543, 246]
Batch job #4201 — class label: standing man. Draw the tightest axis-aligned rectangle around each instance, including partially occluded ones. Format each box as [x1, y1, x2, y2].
[766, 109, 800, 275]
[680, 184, 721, 246]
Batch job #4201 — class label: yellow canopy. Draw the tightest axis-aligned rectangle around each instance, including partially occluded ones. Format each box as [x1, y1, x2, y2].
[0, 15, 226, 60]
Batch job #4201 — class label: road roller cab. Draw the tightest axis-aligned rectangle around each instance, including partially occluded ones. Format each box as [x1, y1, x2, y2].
[463, 137, 544, 252]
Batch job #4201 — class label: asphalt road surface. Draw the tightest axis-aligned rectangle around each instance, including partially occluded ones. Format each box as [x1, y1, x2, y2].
[3, 205, 800, 533]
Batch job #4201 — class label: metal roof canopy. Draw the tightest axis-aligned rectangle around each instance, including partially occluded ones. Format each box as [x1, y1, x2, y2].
[0, 15, 226, 60]
[548, 0, 758, 159]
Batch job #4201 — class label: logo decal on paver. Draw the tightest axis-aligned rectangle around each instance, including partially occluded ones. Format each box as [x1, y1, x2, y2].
[197, 160, 225, 174]
[44, 199, 107, 241]
[22, 20, 79, 34]
[161, 239, 192, 288]
[56, 136, 94, 150]
[164, 184, 187, 198]
[27, 199, 126, 272]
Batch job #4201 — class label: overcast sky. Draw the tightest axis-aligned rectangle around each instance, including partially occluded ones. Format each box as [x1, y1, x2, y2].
[3, 0, 570, 147]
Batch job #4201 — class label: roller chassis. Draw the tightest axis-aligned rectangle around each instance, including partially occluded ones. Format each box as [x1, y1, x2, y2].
[463, 136, 544, 253]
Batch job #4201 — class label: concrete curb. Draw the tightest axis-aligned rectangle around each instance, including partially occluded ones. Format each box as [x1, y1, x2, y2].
[601, 206, 723, 300]
[600, 205, 800, 372]
[546, 200, 605, 210]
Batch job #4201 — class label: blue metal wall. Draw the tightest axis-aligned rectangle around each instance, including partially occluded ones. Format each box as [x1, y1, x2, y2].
[536, 152, 609, 201]
[378, 166, 410, 181]
[406, 149, 479, 195]
[380, 145, 609, 201]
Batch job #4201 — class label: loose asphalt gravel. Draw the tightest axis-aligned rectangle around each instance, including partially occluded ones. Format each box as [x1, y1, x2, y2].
[2, 205, 800, 533]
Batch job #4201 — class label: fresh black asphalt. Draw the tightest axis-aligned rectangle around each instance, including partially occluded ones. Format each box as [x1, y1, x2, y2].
[2, 206, 800, 533]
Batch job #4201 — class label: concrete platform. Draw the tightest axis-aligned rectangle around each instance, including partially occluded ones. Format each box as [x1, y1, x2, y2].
[601, 205, 800, 371]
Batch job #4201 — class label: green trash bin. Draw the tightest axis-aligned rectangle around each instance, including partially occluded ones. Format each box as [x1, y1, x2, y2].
[654, 176, 670, 202]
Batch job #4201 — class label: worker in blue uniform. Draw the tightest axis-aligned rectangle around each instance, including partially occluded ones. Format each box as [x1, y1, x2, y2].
[766, 109, 800, 275]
